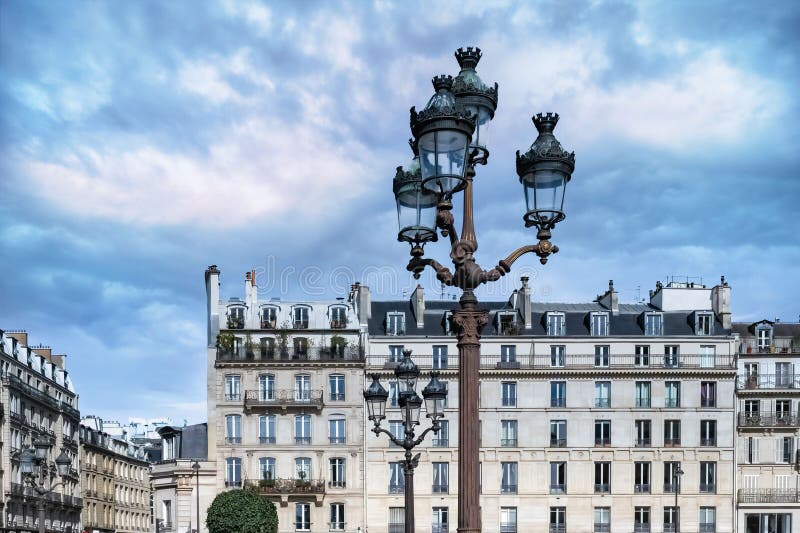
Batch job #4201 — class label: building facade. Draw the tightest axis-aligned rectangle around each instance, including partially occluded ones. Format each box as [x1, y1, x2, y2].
[362, 278, 736, 533]
[205, 266, 367, 532]
[734, 320, 800, 533]
[0, 329, 82, 533]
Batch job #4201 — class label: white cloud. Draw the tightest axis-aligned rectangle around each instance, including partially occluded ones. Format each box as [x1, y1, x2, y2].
[219, 0, 271, 35]
[177, 47, 274, 105]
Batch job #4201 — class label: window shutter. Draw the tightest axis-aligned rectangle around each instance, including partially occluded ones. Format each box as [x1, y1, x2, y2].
[777, 437, 784, 463]
[743, 474, 758, 490]
[754, 438, 760, 463]
[737, 437, 748, 463]
[775, 475, 791, 490]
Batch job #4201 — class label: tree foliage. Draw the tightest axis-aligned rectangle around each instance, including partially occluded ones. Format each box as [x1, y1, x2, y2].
[206, 489, 278, 533]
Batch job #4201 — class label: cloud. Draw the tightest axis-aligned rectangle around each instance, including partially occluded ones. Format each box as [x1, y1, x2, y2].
[219, 0, 271, 35]
[177, 47, 275, 105]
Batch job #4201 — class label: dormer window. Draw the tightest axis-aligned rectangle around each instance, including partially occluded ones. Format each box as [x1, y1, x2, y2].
[546, 312, 566, 336]
[292, 307, 310, 329]
[387, 312, 406, 336]
[756, 325, 772, 352]
[497, 312, 518, 335]
[443, 311, 453, 335]
[590, 312, 609, 336]
[261, 306, 278, 329]
[162, 435, 177, 460]
[330, 306, 348, 329]
[227, 306, 245, 329]
[644, 313, 663, 336]
[695, 313, 714, 336]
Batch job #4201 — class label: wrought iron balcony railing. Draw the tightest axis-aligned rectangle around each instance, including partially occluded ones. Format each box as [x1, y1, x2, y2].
[634, 483, 650, 493]
[501, 484, 518, 494]
[594, 483, 610, 493]
[388, 483, 404, 494]
[700, 483, 716, 494]
[595, 398, 610, 408]
[737, 374, 800, 390]
[431, 438, 450, 447]
[738, 488, 800, 503]
[664, 437, 681, 447]
[635, 438, 651, 447]
[244, 389, 324, 411]
[738, 412, 800, 427]
[501, 438, 518, 447]
[243, 478, 325, 495]
[550, 438, 567, 447]
[740, 338, 796, 354]
[218, 345, 364, 362]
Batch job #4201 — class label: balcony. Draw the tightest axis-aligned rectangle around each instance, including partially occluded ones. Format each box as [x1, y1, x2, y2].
[328, 480, 346, 488]
[218, 345, 364, 363]
[740, 338, 796, 354]
[244, 478, 325, 497]
[738, 412, 800, 428]
[330, 319, 348, 329]
[366, 352, 736, 369]
[224, 393, 241, 401]
[737, 374, 800, 390]
[293, 320, 309, 329]
[226, 316, 245, 329]
[738, 488, 800, 503]
[501, 438, 518, 447]
[2, 374, 62, 410]
[244, 389, 324, 412]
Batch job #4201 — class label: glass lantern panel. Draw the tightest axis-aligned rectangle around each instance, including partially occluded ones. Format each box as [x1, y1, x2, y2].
[523, 169, 567, 219]
[419, 130, 469, 195]
[396, 182, 437, 243]
[465, 105, 492, 150]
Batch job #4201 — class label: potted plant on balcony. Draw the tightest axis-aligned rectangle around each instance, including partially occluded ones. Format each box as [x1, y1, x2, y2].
[296, 469, 310, 490]
[330, 335, 348, 358]
[259, 471, 275, 490]
[244, 334, 255, 359]
[746, 375, 759, 389]
[276, 322, 291, 358]
[216, 334, 235, 357]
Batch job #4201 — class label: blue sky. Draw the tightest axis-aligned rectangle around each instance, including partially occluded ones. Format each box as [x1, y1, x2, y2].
[1, 0, 798, 423]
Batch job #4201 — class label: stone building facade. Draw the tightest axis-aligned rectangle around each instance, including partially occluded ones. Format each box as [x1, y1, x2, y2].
[0, 329, 81, 533]
[734, 319, 800, 533]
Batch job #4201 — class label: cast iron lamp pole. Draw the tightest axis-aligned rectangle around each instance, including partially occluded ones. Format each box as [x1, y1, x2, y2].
[20, 435, 73, 533]
[364, 351, 448, 533]
[393, 47, 576, 533]
[674, 466, 684, 533]
[192, 460, 201, 533]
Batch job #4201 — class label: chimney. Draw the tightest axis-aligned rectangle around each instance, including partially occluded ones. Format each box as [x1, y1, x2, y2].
[597, 280, 619, 314]
[711, 275, 731, 330]
[519, 277, 532, 328]
[411, 285, 425, 328]
[245, 269, 258, 311]
[7, 331, 28, 347]
[51, 354, 67, 370]
[355, 283, 371, 327]
[205, 265, 221, 346]
[32, 346, 52, 362]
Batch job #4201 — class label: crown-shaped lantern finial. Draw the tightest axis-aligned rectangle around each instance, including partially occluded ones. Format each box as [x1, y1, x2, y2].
[532, 112, 560, 134]
[432, 74, 454, 92]
[455, 46, 482, 70]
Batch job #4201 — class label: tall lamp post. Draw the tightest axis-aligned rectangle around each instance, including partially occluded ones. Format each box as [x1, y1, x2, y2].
[363, 351, 448, 533]
[674, 466, 684, 533]
[191, 460, 201, 533]
[20, 435, 73, 533]
[393, 47, 575, 533]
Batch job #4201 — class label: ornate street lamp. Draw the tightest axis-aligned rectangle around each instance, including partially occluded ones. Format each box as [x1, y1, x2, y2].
[394, 47, 575, 533]
[364, 353, 447, 533]
[19, 437, 72, 533]
[674, 466, 684, 533]
[192, 460, 201, 533]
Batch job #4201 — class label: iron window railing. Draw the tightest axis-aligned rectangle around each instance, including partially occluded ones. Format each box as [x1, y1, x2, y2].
[738, 488, 800, 503]
[634, 484, 650, 494]
[329, 436, 346, 444]
[501, 484, 518, 494]
[388, 484, 404, 494]
[635, 438, 651, 447]
[550, 484, 566, 494]
[595, 437, 611, 446]
[501, 439, 518, 447]
[550, 438, 567, 447]
[225, 437, 241, 444]
[633, 526, 650, 533]
[259, 436, 275, 444]
[295, 436, 311, 444]
[595, 398, 610, 408]
[664, 437, 681, 447]
[700, 483, 716, 494]
[594, 525, 611, 533]
[594, 483, 610, 493]
[701, 437, 716, 446]
[432, 484, 449, 493]
[432, 438, 449, 447]
[499, 525, 517, 533]
[699, 524, 716, 533]
[663, 483, 679, 493]
[549, 525, 566, 533]
[551, 398, 566, 408]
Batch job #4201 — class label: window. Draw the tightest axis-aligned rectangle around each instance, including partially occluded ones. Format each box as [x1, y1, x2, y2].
[259, 457, 276, 481]
[549, 462, 566, 494]
[162, 436, 176, 460]
[550, 420, 567, 447]
[595, 420, 611, 446]
[259, 374, 275, 401]
[781, 437, 795, 463]
[329, 374, 345, 401]
[225, 375, 241, 401]
[744, 513, 792, 533]
[501, 462, 518, 493]
[549, 507, 566, 533]
[389, 420, 403, 446]
[701, 420, 717, 446]
[441, 380, 449, 408]
[594, 345, 609, 367]
[500, 507, 517, 533]
[330, 306, 347, 328]
[389, 381, 399, 407]
[594, 507, 610, 533]
[498, 313, 517, 335]
[635, 382, 651, 408]
[701, 381, 716, 407]
[644, 313, 662, 336]
[295, 457, 311, 480]
[227, 306, 245, 329]
[594, 462, 611, 493]
[699, 507, 716, 533]
[329, 418, 346, 444]
[665, 382, 680, 408]
[591, 313, 609, 336]
[502, 382, 517, 407]
[389, 345, 404, 363]
[389, 462, 404, 493]
[261, 306, 277, 329]
[747, 436, 759, 463]
[292, 307, 309, 329]
[259, 415, 276, 444]
[500, 345, 517, 364]
[432, 507, 448, 533]
[776, 363, 793, 388]
[431, 419, 449, 447]
[329, 503, 345, 531]
[433, 345, 448, 369]
[700, 462, 716, 493]
[664, 507, 678, 533]
[664, 462, 682, 493]
[389, 507, 405, 533]
[162, 500, 173, 528]
[696, 313, 713, 335]
[387, 312, 406, 335]
[635, 345, 650, 366]
[756, 325, 773, 352]
[295, 502, 311, 531]
[664, 420, 681, 447]
[551, 381, 566, 407]
[225, 458, 241, 487]
[295, 415, 311, 445]
[549, 345, 566, 367]
[635, 420, 651, 447]
[432, 462, 449, 493]
[699, 345, 716, 368]
[664, 345, 679, 368]
[634, 507, 650, 533]
[501, 420, 518, 447]
[225, 415, 241, 444]
[330, 458, 346, 488]
[295, 375, 311, 401]
[595, 381, 610, 407]
[634, 462, 651, 493]
[546, 313, 565, 336]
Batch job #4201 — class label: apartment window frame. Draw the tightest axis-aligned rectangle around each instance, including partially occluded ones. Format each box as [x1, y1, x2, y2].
[549, 507, 566, 533]
[501, 461, 518, 494]
[291, 306, 310, 329]
[594, 344, 610, 367]
[433, 345, 449, 369]
[225, 457, 242, 487]
[387, 312, 406, 336]
[550, 381, 566, 408]
[432, 462, 449, 494]
[700, 420, 717, 446]
[696, 312, 714, 335]
[259, 373, 275, 401]
[699, 507, 716, 533]
[224, 374, 241, 401]
[664, 461, 682, 493]
[329, 457, 346, 488]
[591, 312, 609, 337]
[389, 462, 405, 493]
[501, 420, 518, 447]
[595, 381, 611, 408]
[634, 507, 650, 533]
[635, 419, 651, 447]
[594, 462, 611, 494]
[550, 345, 566, 368]
[432, 507, 449, 533]
[295, 414, 312, 445]
[635, 345, 650, 367]
[635, 381, 651, 408]
[644, 313, 663, 336]
[664, 507, 678, 533]
[328, 374, 345, 401]
[259, 414, 276, 444]
[549, 462, 567, 494]
[550, 420, 567, 447]
[594, 420, 611, 446]
[500, 344, 517, 364]
[665, 381, 681, 408]
[500, 507, 517, 533]
[295, 502, 311, 532]
[295, 457, 311, 481]
[329, 502, 345, 531]
[546, 312, 566, 336]
[225, 414, 241, 444]
[634, 461, 651, 494]
[432, 419, 449, 447]
[328, 417, 346, 445]
[701, 381, 716, 408]
[664, 345, 679, 368]
[594, 507, 611, 533]
[294, 374, 311, 401]
[501, 382, 517, 407]
[664, 419, 681, 447]
[700, 461, 716, 494]
[258, 457, 276, 481]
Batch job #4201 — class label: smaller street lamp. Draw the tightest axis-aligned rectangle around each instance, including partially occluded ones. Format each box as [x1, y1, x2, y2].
[364, 352, 447, 533]
[191, 461, 201, 533]
[673, 466, 684, 533]
[19, 437, 72, 533]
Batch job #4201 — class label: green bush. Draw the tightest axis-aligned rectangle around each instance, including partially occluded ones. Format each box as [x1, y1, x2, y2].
[206, 488, 278, 533]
